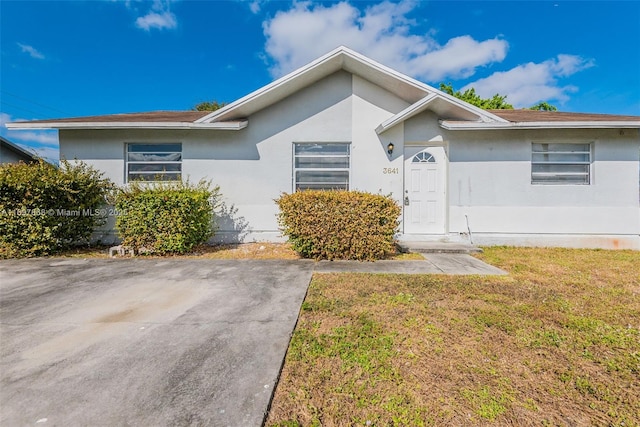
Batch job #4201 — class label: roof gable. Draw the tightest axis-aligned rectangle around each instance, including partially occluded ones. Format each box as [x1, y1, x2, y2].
[376, 93, 512, 134]
[197, 46, 503, 125]
[0, 137, 38, 162]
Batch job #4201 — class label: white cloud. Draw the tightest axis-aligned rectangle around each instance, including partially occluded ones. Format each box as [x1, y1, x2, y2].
[249, 0, 262, 14]
[135, 0, 177, 31]
[406, 36, 508, 81]
[463, 55, 595, 107]
[262, 1, 508, 80]
[17, 43, 45, 60]
[136, 11, 177, 31]
[1, 113, 59, 162]
[0, 112, 12, 127]
[8, 131, 59, 146]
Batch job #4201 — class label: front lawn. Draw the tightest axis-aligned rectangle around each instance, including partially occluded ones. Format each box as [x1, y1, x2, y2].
[266, 247, 640, 426]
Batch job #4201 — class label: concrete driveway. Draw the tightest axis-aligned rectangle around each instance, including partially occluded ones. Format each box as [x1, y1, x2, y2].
[0, 259, 314, 427]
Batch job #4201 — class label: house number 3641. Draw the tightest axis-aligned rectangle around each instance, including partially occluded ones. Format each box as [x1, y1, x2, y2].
[383, 167, 399, 174]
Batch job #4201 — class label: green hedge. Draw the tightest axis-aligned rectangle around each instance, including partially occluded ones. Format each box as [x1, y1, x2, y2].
[114, 180, 220, 254]
[0, 159, 113, 257]
[276, 190, 401, 261]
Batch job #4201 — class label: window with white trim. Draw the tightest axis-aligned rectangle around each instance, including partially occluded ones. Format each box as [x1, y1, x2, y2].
[126, 143, 182, 182]
[531, 143, 591, 185]
[293, 143, 350, 190]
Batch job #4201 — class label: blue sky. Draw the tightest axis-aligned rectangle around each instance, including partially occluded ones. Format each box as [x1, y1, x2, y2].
[1, 0, 639, 162]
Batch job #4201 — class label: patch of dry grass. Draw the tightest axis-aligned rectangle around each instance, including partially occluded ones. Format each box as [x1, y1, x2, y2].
[27, 242, 422, 260]
[43, 245, 112, 258]
[45, 242, 301, 259]
[189, 243, 301, 259]
[266, 247, 640, 426]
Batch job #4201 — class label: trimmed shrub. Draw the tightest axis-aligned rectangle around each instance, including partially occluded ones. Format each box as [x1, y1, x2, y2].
[114, 180, 220, 254]
[0, 159, 114, 258]
[276, 190, 401, 261]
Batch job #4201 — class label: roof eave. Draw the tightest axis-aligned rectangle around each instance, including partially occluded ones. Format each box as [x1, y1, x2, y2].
[340, 48, 434, 96]
[439, 120, 640, 130]
[430, 95, 509, 124]
[6, 120, 249, 130]
[376, 92, 511, 135]
[376, 93, 438, 134]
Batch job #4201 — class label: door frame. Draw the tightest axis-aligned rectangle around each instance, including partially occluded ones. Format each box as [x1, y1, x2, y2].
[402, 144, 449, 235]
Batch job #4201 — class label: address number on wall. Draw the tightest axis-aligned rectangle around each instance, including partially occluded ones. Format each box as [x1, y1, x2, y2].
[383, 167, 399, 175]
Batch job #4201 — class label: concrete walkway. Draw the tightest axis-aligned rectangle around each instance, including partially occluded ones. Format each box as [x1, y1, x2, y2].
[315, 253, 506, 275]
[396, 240, 482, 254]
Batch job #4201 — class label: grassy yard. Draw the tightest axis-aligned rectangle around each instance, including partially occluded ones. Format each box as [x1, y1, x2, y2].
[266, 247, 640, 426]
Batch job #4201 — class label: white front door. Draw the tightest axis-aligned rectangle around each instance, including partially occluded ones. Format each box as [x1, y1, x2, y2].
[403, 146, 446, 234]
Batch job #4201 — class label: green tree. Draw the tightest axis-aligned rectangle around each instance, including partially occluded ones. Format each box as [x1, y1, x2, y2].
[439, 83, 514, 109]
[439, 83, 558, 111]
[529, 101, 558, 111]
[193, 101, 227, 111]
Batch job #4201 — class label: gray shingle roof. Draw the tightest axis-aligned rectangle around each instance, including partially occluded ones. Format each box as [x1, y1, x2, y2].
[18, 111, 211, 124]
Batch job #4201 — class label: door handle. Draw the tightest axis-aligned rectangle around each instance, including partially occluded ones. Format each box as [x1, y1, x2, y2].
[404, 196, 410, 206]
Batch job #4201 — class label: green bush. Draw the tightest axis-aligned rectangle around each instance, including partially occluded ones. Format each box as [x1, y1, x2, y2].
[114, 180, 220, 254]
[276, 190, 401, 261]
[0, 159, 113, 258]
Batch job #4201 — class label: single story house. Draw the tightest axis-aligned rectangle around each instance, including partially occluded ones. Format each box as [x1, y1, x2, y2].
[8, 47, 640, 249]
[0, 136, 39, 164]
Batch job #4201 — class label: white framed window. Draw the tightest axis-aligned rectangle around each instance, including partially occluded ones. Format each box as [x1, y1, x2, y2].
[293, 143, 350, 190]
[531, 143, 591, 185]
[126, 143, 182, 182]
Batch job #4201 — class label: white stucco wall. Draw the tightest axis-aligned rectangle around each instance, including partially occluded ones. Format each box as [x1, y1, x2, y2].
[59, 71, 640, 248]
[446, 128, 640, 248]
[351, 75, 407, 200]
[60, 70, 410, 243]
[393, 113, 640, 248]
